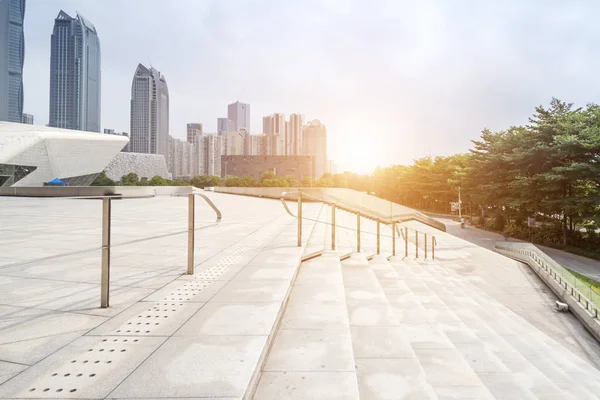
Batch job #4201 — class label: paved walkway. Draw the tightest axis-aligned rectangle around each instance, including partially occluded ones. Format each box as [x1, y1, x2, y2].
[437, 217, 600, 281]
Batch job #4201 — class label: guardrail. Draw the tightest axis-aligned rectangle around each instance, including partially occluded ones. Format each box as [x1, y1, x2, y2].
[98, 192, 221, 307]
[495, 242, 600, 320]
[280, 191, 439, 260]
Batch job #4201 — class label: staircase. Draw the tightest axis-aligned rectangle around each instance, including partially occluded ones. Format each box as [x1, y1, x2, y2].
[253, 207, 600, 399]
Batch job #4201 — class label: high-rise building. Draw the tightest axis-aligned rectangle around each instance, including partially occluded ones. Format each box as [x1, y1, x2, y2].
[248, 135, 264, 156]
[263, 113, 285, 155]
[225, 130, 245, 156]
[187, 123, 202, 144]
[130, 63, 169, 166]
[103, 128, 115, 134]
[203, 134, 224, 176]
[217, 117, 231, 136]
[227, 101, 250, 132]
[302, 120, 327, 179]
[21, 113, 33, 125]
[49, 11, 101, 132]
[0, 0, 25, 123]
[287, 113, 304, 156]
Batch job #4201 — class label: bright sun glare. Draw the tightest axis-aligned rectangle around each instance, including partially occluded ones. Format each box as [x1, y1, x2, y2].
[335, 134, 378, 175]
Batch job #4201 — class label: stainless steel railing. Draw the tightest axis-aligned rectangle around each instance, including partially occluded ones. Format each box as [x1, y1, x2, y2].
[99, 193, 221, 308]
[281, 191, 439, 260]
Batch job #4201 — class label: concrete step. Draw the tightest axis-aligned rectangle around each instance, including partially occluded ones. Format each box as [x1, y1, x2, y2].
[254, 253, 360, 400]
[386, 257, 600, 399]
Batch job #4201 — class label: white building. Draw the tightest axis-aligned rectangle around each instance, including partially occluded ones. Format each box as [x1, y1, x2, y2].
[202, 134, 224, 176]
[187, 123, 202, 144]
[248, 135, 264, 156]
[287, 113, 304, 156]
[225, 131, 245, 156]
[21, 113, 34, 125]
[217, 118, 231, 136]
[302, 119, 327, 179]
[227, 101, 250, 132]
[262, 113, 285, 156]
[0, 122, 127, 186]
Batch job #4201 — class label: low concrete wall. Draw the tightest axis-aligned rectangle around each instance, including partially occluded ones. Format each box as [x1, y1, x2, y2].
[0, 186, 193, 198]
[496, 248, 600, 343]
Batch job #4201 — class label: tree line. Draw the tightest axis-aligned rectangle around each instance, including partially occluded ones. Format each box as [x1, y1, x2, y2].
[368, 98, 600, 257]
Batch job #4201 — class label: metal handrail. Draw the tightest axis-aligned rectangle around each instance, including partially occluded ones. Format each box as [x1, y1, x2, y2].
[496, 242, 599, 319]
[100, 193, 222, 308]
[281, 191, 438, 259]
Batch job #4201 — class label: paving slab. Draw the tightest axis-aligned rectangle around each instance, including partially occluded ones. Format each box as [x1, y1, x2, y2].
[254, 371, 360, 400]
[108, 335, 267, 399]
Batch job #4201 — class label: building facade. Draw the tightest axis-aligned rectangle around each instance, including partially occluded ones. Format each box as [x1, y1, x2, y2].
[227, 101, 250, 132]
[21, 113, 33, 124]
[217, 117, 230, 135]
[221, 155, 312, 182]
[287, 113, 304, 156]
[0, 0, 25, 123]
[302, 119, 327, 179]
[130, 63, 169, 166]
[187, 123, 202, 144]
[203, 134, 224, 176]
[262, 113, 286, 156]
[49, 11, 101, 132]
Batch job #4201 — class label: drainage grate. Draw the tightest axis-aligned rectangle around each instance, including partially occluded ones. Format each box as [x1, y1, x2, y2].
[27, 338, 141, 397]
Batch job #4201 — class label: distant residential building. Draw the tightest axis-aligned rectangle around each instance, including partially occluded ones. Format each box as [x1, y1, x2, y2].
[21, 113, 33, 125]
[225, 130, 245, 156]
[49, 11, 101, 132]
[103, 128, 115, 134]
[169, 136, 192, 179]
[187, 123, 202, 144]
[221, 155, 312, 182]
[130, 64, 169, 167]
[263, 113, 285, 155]
[248, 135, 264, 156]
[302, 120, 327, 179]
[203, 134, 224, 176]
[287, 113, 304, 155]
[217, 118, 231, 136]
[227, 101, 250, 132]
[0, 0, 25, 123]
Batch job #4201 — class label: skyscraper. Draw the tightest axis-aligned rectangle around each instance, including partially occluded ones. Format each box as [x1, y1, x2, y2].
[263, 113, 285, 155]
[187, 123, 202, 143]
[0, 0, 25, 123]
[21, 113, 33, 124]
[48, 11, 101, 132]
[302, 120, 327, 179]
[130, 63, 169, 166]
[227, 101, 250, 132]
[287, 113, 304, 156]
[217, 117, 231, 135]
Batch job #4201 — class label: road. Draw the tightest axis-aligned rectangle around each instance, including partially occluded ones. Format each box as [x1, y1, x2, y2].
[438, 217, 600, 281]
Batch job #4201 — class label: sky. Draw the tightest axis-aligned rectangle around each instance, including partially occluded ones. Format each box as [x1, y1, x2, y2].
[22, 0, 600, 174]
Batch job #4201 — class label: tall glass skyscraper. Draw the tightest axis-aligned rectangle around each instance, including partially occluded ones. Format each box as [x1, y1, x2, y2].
[0, 0, 25, 123]
[49, 11, 101, 132]
[130, 64, 170, 165]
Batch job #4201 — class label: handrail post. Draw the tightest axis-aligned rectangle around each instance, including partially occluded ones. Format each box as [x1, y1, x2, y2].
[187, 194, 195, 275]
[392, 222, 396, 256]
[377, 219, 381, 255]
[415, 231, 419, 259]
[404, 227, 408, 258]
[297, 193, 302, 247]
[424, 233, 428, 259]
[357, 212, 361, 252]
[101, 197, 111, 308]
[432, 236, 435, 260]
[331, 204, 336, 250]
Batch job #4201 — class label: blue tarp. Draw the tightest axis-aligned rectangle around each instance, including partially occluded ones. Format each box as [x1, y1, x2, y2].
[47, 178, 67, 185]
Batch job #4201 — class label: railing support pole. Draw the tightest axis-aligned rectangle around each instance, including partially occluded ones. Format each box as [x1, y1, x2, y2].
[404, 227, 408, 257]
[297, 193, 302, 247]
[357, 213, 361, 252]
[331, 204, 336, 250]
[377, 219, 381, 255]
[187, 194, 195, 275]
[392, 222, 396, 256]
[432, 236, 435, 260]
[415, 231, 419, 259]
[424, 233, 428, 259]
[101, 197, 111, 308]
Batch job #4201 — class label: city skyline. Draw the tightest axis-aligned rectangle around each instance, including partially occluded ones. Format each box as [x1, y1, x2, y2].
[16, 0, 600, 173]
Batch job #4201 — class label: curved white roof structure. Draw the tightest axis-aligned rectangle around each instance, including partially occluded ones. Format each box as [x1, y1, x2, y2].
[0, 122, 128, 186]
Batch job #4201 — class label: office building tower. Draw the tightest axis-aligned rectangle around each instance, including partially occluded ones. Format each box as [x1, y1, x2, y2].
[203, 134, 224, 176]
[302, 120, 327, 179]
[130, 63, 169, 166]
[287, 113, 304, 155]
[217, 117, 231, 135]
[227, 101, 250, 132]
[187, 123, 202, 144]
[0, 0, 25, 123]
[21, 113, 33, 125]
[49, 11, 101, 132]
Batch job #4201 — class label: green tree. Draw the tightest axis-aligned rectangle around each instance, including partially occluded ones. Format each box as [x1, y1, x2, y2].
[121, 172, 139, 186]
[91, 171, 115, 186]
[149, 176, 167, 186]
